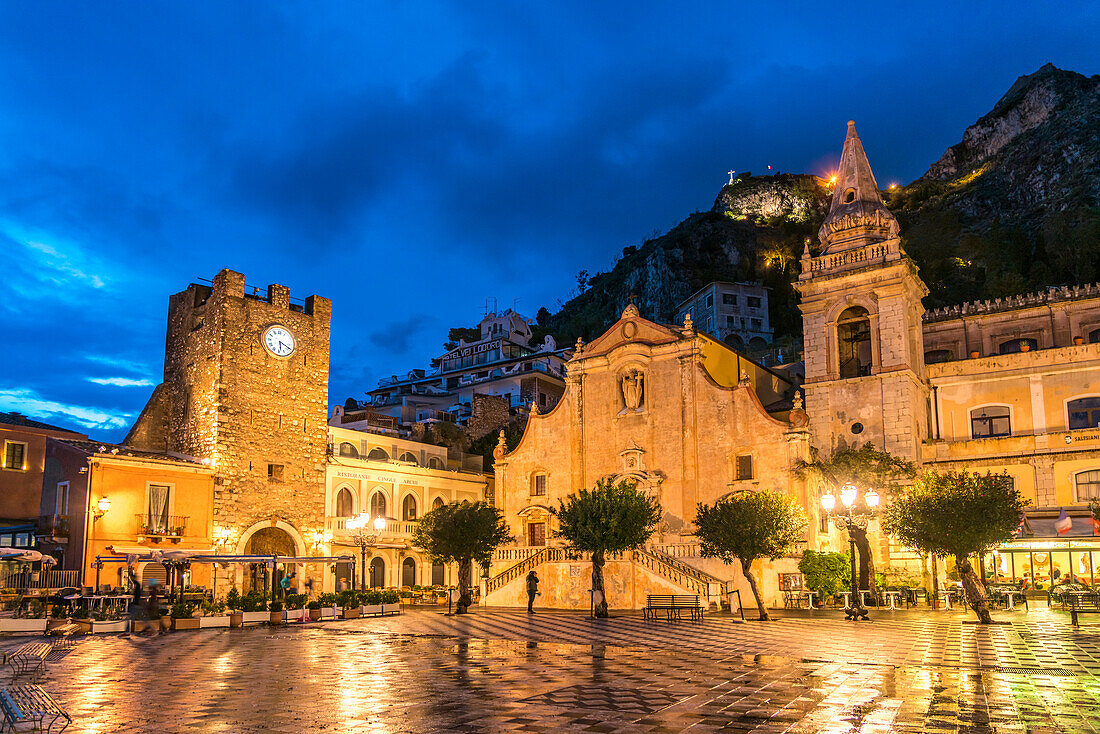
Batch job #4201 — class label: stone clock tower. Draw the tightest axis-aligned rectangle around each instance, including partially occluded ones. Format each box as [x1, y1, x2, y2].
[127, 268, 331, 570]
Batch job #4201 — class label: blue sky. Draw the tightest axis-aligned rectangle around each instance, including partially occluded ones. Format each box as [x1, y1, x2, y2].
[1, 2, 1097, 439]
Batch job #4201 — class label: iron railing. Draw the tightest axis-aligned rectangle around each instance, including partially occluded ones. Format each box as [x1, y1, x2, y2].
[136, 515, 189, 538]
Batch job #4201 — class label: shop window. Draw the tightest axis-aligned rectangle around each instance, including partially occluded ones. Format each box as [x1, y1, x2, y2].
[1075, 470, 1100, 502]
[531, 474, 547, 496]
[837, 306, 872, 378]
[335, 488, 354, 518]
[924, 349, 954, 364]
[736, 455, 754, 481]
[366, 447, 389, 461]
[1068, 397, 1100, 430]
[338, 442, 359, 458]
[3, 441, 26, 470]
[998, 337, 1038, 354]
[369, 492, 387, 519]
[402, 495, 417, 521]
[971, 406, 1011, 438]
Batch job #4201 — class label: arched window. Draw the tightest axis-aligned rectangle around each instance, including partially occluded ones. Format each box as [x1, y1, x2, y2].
[402, 494, 417, 521]
[427, 456, 444, 470]
[369, 491, 387, 519]
[368, 557, 385, 588]
[398, 452, 418, 465]
[366, 447, 389, 461]
[338, 442, 359, 458]
[432, 497, 445, 511]
[999, 337, 1038, 354]
[1068, 397, 1100, 430]
[401, 557, 416, 587]
[837, 306, 872, 378]
[1090, 328, 1100, 344]
[971, 406, 1011, 438]
[335, 488, 354, 518]
[1075, 470, 1100, 502]
[531, 473, 547, 496]
[924, 349, 954, 364]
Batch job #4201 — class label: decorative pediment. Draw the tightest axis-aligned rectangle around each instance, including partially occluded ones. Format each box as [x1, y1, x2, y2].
[578, 312, 682, 360]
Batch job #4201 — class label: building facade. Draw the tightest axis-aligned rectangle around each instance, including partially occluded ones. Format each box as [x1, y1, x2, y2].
[674, 281, 773, 348]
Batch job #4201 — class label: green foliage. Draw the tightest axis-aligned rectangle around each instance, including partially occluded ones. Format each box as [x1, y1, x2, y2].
[382, 590, 400, 604]
[307, 600, 322, 610]
[50, 603, 68, 619]
[269, 600, 284, 613]
[552, 478, 662, 556]
[412, 500, 511, 567]
[169, 602, 194, 620]
[318, 592, 338, 607]
[240, 591, 268, 612]
[467, 417, 527, 469]
[202, 598, 226, 615]
[797, 550, 850, 597]
[363, 590, 383, 605]
[442, 326, 480, 351]
[284, 593, 307, 610]
[336, 589, 358, 609]
[695, 491, 808, 565]
[225, 588, 242, 611]
[881, 471, 1025, 558]
[25, 600, 44, 619]
[795, 443, 918, 497]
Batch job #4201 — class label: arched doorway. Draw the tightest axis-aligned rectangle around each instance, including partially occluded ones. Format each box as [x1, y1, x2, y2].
[246, 526, 297, 595]
[401, 557, 416, 587]
[432, 563, 445, 586]
[369, 557, 385, 588]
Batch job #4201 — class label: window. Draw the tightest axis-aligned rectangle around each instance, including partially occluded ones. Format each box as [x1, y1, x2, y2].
[56, 482, 69, 516]
[998, 337, 1038, 354]
[924, 349, 954, 364]
[366, 447, 389, 461]
[747, 296, 762, 309]
[1068, 397, 1100, 430]
[725, 315, 736, 327]
[428, 456, 445, 470]
[706, 294, 713, 308]
[398, 452, 418, 465]
[147, 484, 171, 535]
[736, 455, 754, 481]
[1090, 328, 1100, 344]
[433, 497, 445, 511]
[971, 406, 1011, 438]
[837, 306, 872, 378]
[3, 441, 26, 470]
[1075, 470, 1100, 502]
[532, 474, 547, 496]
[335, 488, 354, 518]
[723, 294, 737, 306]
[402, 494, 417, 521]
[267, 463, 284, 481]
[369, 492, 387, 519]
[338, 442, 359, 458]
[750, 318, 762, 330]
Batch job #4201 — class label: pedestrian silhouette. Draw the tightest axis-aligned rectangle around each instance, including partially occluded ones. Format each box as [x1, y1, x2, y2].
[526, 570, 540, 613]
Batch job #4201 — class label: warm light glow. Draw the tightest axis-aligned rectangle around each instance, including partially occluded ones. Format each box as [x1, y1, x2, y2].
[888, 183, 897, 190]
[865, 489, 880, 508]
[346, 512, 369, 531]
[372, 516, 386, 531]
[840, 484, 857, 508]
[828, 175, 837, 185]
[97, 497, 111, 514]
[820, 492, 836, 512]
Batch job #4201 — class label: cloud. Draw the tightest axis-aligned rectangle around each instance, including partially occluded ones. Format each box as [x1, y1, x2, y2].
[367, 315, 434, 356]
[0, 387, 131, 433]
[83, 355, 154, 377]
[86, 377, 154, 388]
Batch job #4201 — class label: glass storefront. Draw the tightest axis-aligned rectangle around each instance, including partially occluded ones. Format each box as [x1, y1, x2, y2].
[988, 541, 1099, 589]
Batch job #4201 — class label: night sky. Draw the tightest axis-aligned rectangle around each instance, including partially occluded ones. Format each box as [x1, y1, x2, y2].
[2, 3, 1097, 440]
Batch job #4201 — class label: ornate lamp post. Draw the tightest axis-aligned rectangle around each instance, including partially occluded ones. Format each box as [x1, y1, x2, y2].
[821, 484, 880, 620]
[346, 514, 387, 590]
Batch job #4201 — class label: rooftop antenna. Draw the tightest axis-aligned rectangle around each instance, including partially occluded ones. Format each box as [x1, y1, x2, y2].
[483, 296, 498, 316]
[512, 298, 520, 312]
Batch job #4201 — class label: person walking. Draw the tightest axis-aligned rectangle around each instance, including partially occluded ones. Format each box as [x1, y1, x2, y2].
[526, 570, 540, 613]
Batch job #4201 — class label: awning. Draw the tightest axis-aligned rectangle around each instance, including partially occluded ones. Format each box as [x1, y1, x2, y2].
[0, 548, 57, 564]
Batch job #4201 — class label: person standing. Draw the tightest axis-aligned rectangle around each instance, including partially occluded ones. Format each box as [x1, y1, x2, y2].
[526, 570, 540, 613]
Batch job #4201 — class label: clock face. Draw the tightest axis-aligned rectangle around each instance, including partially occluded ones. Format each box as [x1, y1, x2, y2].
[263, 325, 296, 357]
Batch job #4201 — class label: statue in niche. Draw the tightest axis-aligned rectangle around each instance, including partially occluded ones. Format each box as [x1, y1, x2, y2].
[621, 370, 644, 411]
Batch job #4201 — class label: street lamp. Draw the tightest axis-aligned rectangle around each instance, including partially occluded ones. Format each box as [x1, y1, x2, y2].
[346, 513, 387, 590]
[821, 483, 880, 620]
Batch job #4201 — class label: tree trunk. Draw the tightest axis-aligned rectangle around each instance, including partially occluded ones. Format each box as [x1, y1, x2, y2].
[850, 524, 877, 595]
[741, 558, 768, 621]
[919, 553, 931, 599]
[956, 554, 993, 624]
[591, 551, 608, 618]
[456, 559, 472, 614]
[930, 553, 940, 599]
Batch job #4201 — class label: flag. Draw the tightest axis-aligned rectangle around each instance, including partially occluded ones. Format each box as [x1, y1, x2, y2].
[1011, 513, 1026, 538]
[1054, 508, 1073, 536]
[1092, 515, 1100, 537]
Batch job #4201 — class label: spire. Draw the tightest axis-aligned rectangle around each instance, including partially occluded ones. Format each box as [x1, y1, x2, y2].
[818, 120, 899, 253]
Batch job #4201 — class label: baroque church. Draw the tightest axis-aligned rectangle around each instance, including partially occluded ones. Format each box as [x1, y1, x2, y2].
[486, 121, 1100, 609]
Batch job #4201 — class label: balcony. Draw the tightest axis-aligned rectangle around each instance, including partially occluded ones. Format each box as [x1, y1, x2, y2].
[136, 514, 189, 542]
[326, 517, 419, 540]
[39, 514, 70, 539]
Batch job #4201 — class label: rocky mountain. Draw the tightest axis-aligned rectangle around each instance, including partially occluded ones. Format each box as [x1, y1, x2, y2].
[539, 64, 1100, 345]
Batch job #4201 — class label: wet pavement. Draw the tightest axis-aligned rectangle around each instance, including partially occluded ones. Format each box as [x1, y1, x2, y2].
[6, 606, 1100, 732]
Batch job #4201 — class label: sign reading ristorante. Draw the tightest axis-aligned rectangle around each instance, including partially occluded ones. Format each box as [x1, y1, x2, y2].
[334, 469, 423, 486]
[442, 339, 502, 361]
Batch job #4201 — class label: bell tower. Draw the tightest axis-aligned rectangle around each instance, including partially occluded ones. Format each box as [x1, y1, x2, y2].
[796, 121, 929, 460]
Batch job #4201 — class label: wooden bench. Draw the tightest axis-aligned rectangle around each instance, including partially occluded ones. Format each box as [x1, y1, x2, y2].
[2, 644, 51, 682]
[1067, 594, 1100, 627]
[0, 685, 71, 733]
[643, 594, 702, 621]
[44, 624, 81, 650]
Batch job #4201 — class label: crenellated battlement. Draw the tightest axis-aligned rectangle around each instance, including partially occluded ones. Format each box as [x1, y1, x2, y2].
[923, 282, 1100, 322]
[189, 268, 329, 316]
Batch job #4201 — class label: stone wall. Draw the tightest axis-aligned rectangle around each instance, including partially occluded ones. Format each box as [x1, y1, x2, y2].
[467, 393, 510, 440]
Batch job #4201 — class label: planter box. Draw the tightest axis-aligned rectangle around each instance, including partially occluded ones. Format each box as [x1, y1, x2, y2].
[241, 611, 270, 625]
[199, 616, 230, 629]
[172, 618, 200, 631]
[382, 603, 401, 616]
[229, 612, 243, 628]
[91, 620, 129, 634]
[160, 616, 172, 633]
[131, 620, 159, 634]
[320, 607, 338, 620]
[361, 604, 382, 617]
[341, 607, 359, 619]
[73, 619, 93, 634]
[0, 618, 48, 633]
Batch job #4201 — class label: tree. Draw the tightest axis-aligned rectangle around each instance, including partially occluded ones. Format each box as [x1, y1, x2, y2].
[575, 269, 590, 294]
[411, 501, 511, 614]
[552, 478, 661, 618]
[881, 471, 1024, 624]
[797, 550, 850, 600]
[795, 443, 917, 594]
[694, 491, 808, 620]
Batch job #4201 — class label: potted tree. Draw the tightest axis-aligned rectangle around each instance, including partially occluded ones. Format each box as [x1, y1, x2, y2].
[171, 602, 200, 631]
[226, 589, 244, 628]
[382, 590, 402, 616]
[338, 589, 359, 619]
[241, 592, 269, 625]
[199, 598, 229, 628]
[284, 593, 308, 623]
[268, 600, 285, 626]
[307, 600, 322, 621]
[361, 590, 383, 617]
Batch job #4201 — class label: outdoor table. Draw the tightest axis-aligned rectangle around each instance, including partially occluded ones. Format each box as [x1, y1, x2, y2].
[1003, 590, 1022, 610]
[884, 590, 901, 610]
[837, 591, 852, 610]
[859, 590, 874, 607]
[803, 591, 818, 610]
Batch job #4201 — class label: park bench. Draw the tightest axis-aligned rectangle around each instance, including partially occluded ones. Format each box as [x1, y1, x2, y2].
[44, 624, 81, 650]
[0, 684, 71, 733]
[643, 594, 702, 621]
[2, 644, 51, 682]
[1066, 594, 1100, 627]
